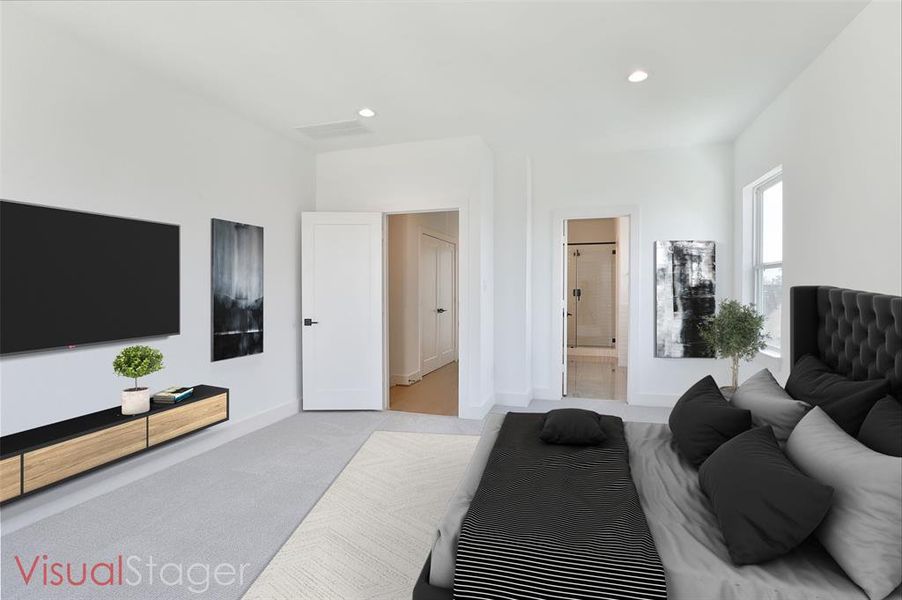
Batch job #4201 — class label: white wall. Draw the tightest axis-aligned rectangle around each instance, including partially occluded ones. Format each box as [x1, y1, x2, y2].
[0, 7, 315, 436]
[316, 136, 494, 419]
[735, 1, 902, 377]
[525, 143, 735, 403]
[493, 151, 533, 406]
[387, 211, 458, 384]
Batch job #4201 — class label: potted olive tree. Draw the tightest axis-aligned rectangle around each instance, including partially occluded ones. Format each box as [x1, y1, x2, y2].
[700, 299, 768, 391]
[113, 345, 164, 415]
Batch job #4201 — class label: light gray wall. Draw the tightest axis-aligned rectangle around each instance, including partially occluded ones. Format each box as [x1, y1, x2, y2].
[0, 6, 315, 435]
[735, 1, 902, 378]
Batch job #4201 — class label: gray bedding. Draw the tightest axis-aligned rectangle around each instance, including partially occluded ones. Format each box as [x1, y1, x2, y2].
[627, 421, 900, 600]
[428, 417, 902, 599]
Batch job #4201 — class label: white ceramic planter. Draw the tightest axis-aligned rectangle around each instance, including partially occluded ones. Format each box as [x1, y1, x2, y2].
[121, 388, 151, 415]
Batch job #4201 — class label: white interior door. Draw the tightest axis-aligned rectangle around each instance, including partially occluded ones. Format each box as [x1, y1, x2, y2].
[420, 234, 456, 376]
[436, 238, 456, 366]
[302, 212, 383, 410]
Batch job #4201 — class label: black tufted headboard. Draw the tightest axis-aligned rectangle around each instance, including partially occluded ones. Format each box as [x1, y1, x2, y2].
[791, 286, 902, 399]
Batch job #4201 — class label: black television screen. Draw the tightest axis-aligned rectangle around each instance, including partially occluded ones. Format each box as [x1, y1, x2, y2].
[0, 201, 179, 354]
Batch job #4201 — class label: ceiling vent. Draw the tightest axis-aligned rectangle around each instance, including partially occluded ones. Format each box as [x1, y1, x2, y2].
[294, 119, 371, 140]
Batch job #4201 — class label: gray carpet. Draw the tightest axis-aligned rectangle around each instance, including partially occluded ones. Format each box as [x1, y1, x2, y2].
[0, 401, 668, 599]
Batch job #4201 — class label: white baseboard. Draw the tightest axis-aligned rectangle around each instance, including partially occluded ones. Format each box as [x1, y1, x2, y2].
[458, 395, 494, 421]
[390, 371, 421, 386]
[493, 390, 532, 407]
[0, 400, 299, 535]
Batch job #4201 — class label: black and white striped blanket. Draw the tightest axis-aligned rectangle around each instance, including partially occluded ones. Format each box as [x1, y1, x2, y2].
[454, 412, 667, 600]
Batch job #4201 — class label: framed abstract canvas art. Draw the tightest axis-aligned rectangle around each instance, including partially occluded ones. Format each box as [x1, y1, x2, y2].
[655, 240, 715, 358]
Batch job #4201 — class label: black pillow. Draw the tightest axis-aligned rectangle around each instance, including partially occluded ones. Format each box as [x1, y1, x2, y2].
[785, 355, 890, 435]
[699, 426, 834, 565]
[857, 396, 902, 456]
[540, 409, 606, 445]
[668, 376, 751, 467]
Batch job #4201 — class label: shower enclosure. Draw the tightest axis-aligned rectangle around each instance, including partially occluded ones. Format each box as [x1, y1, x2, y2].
[567, 244, 616, 348]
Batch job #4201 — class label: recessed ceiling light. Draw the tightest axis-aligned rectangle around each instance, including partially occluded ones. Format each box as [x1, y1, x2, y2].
[627, 70, 649, 83]
[357, 107, 376, 118]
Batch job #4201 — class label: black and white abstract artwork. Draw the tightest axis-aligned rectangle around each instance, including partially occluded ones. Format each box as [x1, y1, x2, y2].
[655, 240, 715, 358]
[212, 219, 263, 361]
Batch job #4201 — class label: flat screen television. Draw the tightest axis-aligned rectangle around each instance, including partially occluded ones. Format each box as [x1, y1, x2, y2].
[0, 201, 179, 354]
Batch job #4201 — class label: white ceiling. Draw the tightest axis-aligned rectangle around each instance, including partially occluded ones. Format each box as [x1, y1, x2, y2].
[12, 1, 866, 153]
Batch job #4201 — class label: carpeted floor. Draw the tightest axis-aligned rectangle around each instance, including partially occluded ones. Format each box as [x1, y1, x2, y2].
[0, 401, 668, 599]
[243, 432, 478, 599]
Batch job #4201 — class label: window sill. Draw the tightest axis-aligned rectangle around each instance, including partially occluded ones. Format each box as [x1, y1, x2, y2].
[754, 349, 784, 378]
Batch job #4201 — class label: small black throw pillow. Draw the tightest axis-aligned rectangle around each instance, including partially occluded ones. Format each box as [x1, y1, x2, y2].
[540, 409, 606, 445]
[668, 376, 751, 467]
[857, 396, 902, 456]
[699, 426, 834, 565]
[785, 355, 890, 435]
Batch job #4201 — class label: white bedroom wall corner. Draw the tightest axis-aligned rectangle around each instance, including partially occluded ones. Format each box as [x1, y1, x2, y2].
[0, 6, 314, 522]
[492, 149, 535, 407]
[734, 1, 902, 377]
[0, 7, 314, 436]
[476, 142, 496, 414]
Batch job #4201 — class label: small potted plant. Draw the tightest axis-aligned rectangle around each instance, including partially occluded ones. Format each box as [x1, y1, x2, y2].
[113, 345, 164, 415]
[699, 299, 768, 391]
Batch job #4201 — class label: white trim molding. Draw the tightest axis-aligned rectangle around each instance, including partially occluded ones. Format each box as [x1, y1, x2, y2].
[550, 205, 641, 405]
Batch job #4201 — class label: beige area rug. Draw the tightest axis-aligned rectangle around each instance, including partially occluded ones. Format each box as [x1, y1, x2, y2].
[243, 431, 478, 600]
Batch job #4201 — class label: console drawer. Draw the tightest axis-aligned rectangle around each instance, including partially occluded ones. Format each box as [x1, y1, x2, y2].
[148, 394, 228, 446]
[1, 456, 21, 502]
[23, 419, 147, 492]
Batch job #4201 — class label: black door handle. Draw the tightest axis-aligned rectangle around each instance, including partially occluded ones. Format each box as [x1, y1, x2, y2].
[304, 318, 319, 326]
[436, 308, 447, 314]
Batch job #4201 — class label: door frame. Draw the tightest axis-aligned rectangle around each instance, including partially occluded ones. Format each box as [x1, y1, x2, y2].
[418, 228, 459, 375]
[383, 209, 462, 414]
[552, 206, 640, 403]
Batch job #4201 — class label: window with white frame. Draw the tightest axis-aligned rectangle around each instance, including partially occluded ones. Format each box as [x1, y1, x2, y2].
[752, 172, 783, 355]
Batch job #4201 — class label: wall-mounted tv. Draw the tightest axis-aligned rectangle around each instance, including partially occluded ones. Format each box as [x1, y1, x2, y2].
[0, 201, 179, 354]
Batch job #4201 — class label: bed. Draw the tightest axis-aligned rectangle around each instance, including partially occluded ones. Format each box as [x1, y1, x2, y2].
[413, 286, 902, 600]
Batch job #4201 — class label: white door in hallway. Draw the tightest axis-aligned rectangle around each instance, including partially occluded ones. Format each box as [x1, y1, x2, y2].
[302, 212, 383, 410]
[420, 233, 456, 376]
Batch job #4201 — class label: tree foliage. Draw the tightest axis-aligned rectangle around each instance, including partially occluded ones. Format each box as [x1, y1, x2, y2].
[113, 345, 164, 390]
[700, 300, 768, 388]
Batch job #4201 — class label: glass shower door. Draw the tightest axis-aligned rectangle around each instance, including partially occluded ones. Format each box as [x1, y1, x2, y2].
[568, 244, 616, 348]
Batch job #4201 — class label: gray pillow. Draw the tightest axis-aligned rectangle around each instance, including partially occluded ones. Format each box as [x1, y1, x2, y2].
[731, 369, 810, 441]
[786, 407, 902, 600]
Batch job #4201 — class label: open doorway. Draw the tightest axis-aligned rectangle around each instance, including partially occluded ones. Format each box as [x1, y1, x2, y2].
[564, 217, 628, 400]
[386, 211, 459, 416]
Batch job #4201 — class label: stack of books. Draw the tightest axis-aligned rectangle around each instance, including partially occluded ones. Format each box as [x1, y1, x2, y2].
[152, 386, 194, 404]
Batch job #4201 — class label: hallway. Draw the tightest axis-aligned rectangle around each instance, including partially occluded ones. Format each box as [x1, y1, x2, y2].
[389, 362, 459, 416]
